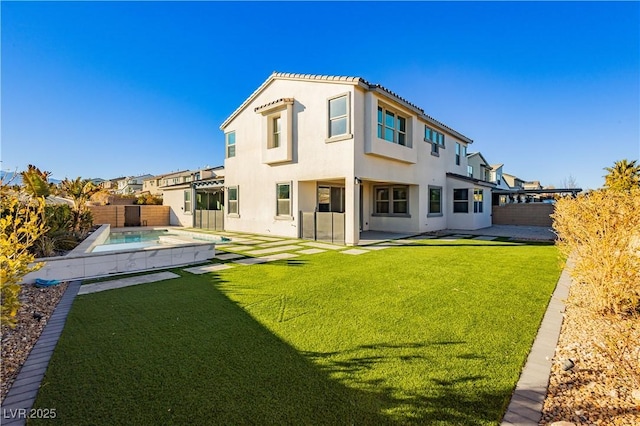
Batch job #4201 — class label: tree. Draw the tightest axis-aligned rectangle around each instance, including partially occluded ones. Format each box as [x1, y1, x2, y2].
[59, 177, 99, 237]
[20, 164, 54, 197]
[0, 183, 47, 327]
[560, 174, 579, 189]
[603, 159, 640, 192]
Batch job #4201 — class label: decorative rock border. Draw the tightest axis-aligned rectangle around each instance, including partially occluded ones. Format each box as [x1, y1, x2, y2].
[0, 281, 81, 425]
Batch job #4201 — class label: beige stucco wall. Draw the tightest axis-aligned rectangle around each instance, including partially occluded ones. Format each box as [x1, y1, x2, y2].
[163, 187, 193, 227]
[222, 76, 490, 244]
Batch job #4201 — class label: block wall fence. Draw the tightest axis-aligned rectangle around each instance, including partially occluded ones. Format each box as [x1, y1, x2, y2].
[89, 205, 170, 227]
[491, 203, 555, 227]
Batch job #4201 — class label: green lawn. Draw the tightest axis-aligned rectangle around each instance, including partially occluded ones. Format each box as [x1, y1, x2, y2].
[31, 239, 561, 425]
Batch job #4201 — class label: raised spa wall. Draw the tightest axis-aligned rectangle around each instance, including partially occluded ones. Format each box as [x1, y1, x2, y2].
[21, 225, 216, 284]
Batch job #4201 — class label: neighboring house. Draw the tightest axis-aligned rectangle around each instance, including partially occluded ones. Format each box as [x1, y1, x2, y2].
[466, 152, 492, 182]
[101, 177, 124, 192]
[161, 167, 225, 228]
[142, 170, 189, 196]
[523, 180, 543, 190]
[489, 164, 511, 190]
[219, 72, 494, 245]
[115, 174, 153, 195]
[503, 173, 525, 190]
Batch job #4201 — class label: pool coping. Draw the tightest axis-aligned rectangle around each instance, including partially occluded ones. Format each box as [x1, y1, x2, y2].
[21, 227, 220, 284]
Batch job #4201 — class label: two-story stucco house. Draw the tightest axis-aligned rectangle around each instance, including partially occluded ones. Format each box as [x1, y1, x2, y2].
[219, 72, 494, 245]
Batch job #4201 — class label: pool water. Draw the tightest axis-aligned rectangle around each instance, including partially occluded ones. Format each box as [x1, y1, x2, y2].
[91, 229, 226, 253]
[103, 230, 173, 244]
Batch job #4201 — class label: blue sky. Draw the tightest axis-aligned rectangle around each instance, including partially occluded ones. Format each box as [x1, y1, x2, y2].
[2, 1, 638, 189]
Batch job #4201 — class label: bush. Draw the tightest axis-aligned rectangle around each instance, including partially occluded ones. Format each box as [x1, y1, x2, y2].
[553, 189, 640, 314]
[0, 189, 47, 327]
[553, 188, 640, 387]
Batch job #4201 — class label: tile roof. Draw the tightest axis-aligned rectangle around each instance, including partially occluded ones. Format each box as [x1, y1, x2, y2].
[221, 71, 472, 143]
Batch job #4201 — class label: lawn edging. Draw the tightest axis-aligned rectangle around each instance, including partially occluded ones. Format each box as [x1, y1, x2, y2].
[0, 280, 82, 425]
[501, 257, 574, 425]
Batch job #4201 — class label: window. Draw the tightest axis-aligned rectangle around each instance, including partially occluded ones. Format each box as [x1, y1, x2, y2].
[328, 95, 348, 138]
[374, 185, 409, 215]
[453, 189, 469, 213]
[468, 165, 473, 177]
[276, 183, 291, 216]
[318, 186, 345, 213]
[474, 189, 484, 213]
[226, 131, 236, 158]
[377, 106, 407, 146]
[456, 143, 461, 165]
[428, 186, 442, 216]
[227, 186, 238, 215]
[270, 117, 281, 149]
[184, 190, 192, 213]
[425, 125, 445, 155]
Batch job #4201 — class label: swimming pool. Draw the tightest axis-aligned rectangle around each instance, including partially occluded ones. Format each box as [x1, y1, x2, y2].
[91, 229, 229, 253]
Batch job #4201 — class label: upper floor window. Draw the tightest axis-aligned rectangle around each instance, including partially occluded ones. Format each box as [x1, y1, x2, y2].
[455, 143, 461, 165]
[425, 126, 444, 145]
[467, 165, 473, 177]
[270, 117, 281, 149]
[225, 131, 236, 158]
[328, 94, 349, 138]
[374, 185, 409, 215]
[378, 106, 407, 146]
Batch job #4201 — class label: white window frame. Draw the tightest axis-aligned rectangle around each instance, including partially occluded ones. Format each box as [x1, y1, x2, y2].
[225, 131, 236, 158]
[227, 186, 239, 216]
[184, 190, 192, 214]
[269, 116, 281, 149]
[276, 182, 292, 218]
[327, 93, 351, 142]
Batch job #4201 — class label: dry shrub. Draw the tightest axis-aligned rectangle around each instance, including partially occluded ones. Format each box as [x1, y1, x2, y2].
[553, 189, 640, 315]
[553, 188, 640, 388]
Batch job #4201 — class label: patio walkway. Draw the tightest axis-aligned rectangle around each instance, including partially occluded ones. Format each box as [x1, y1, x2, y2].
[442, 225, 555, 242]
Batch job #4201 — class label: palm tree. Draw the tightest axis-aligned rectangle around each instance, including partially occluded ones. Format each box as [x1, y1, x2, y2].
[603, 159, 640, 192]
[59, 177, 100, 235]
[20, 164, 53, 197]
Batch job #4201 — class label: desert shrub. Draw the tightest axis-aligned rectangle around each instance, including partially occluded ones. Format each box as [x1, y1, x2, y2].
[136, 194, 163, 205]
[553, 188, 640, 388]
[553, 188, 640, 315]
[32, 204, 78, 257]
[0, 188, 47, 327]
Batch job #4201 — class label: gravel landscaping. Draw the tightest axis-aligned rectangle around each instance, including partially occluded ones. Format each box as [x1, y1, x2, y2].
[541, 279, 640, 425]
[1, 282, 68, 403]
